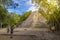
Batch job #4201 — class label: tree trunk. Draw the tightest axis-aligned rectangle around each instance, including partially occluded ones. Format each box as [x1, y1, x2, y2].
[0, 23, 2, 28]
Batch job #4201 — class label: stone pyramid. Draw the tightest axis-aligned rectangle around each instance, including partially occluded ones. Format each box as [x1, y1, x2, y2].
[18, 11, 48, 28]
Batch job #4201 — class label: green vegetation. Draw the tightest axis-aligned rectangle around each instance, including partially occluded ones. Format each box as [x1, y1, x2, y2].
[0, 0, 31, 28]
[0, 0, 60, 31]
[6, 13, 21, 26]
[32, 0, 60, 31]
[20, 11, 31, 22]
[0, 10, 31, 28]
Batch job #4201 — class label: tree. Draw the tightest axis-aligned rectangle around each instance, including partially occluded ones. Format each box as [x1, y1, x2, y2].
[0, 3, 8, 28]
[32, 0, 60, 31]
[20, 11, 31, 22]
[0, 0, 13, 28]
[5, 12, 21, 27]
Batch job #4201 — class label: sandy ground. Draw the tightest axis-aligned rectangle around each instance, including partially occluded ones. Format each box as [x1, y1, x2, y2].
[0, 28, 60, 40]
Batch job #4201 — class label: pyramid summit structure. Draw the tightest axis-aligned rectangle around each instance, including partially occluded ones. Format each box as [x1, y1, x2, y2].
[18, 11, 48, 28]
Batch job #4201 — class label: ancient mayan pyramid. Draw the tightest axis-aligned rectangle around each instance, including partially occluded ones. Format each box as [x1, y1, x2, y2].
[18, 11, 48, 28]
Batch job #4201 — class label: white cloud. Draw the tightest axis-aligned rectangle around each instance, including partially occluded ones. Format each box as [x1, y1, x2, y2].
[26, 0, 39, 12]
[25, 0, 32, 6]
[26, 0, 31, 4]
[27, 6, 38, 12]
[7, 9, 13, 12]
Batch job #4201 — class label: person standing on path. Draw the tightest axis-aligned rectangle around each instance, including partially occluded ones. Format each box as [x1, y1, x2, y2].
[7, 27, 9, 33]
[7, 25, 10, 33]
[10, 26, 14, 38]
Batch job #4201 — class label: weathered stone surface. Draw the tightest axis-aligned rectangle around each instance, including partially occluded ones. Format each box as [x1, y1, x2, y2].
[18, 11, 48, 28]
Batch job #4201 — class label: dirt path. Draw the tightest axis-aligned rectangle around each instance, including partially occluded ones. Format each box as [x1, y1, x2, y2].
[0, 28, 60, 40]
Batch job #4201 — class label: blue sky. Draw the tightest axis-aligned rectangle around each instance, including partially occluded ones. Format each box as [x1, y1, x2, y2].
[7, 0, 39, 14]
